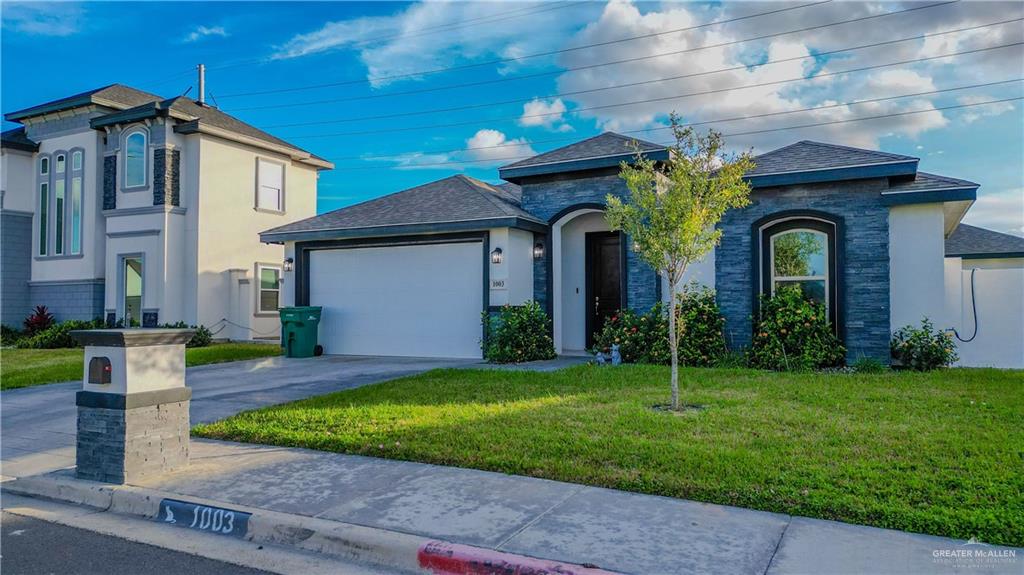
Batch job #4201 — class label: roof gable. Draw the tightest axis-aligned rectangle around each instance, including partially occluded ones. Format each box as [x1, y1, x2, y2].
[746, 140, 919, 188]
[499, 132, 668, 182]
[946, 224, 1024, 259]
[4, 84, 162, 122]
[261, 174, 544, 242]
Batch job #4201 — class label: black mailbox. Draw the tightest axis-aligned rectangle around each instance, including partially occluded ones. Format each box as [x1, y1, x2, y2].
[88, 357, 112, 384]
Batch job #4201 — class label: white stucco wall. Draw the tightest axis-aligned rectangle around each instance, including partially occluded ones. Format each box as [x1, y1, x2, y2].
[559, 211, 609, 352]
[1, 149, 36, 212]
[889, 203, 948, 331]
[196, 135, 318, 338]
[28, 130, 106, 283]
[946, 257, 1024, 368]
[488, 227, 535, 307]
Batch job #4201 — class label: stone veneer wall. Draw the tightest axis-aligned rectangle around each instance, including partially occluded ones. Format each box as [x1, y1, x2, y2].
[520, 171, 660, 314]
[1, 211, 33, 326]
[716, 178, 891, 362]
[103, 155, 116, 210]
[29, 280, 105, 322]
[77, 400, 190, 483]
[153, 149, 181, 206]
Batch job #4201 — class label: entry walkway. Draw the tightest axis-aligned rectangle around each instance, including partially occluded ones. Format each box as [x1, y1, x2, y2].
[115, 440, 1022, 574]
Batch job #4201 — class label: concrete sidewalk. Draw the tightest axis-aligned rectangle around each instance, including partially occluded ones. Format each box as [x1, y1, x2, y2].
[11, 438, 1015, 575]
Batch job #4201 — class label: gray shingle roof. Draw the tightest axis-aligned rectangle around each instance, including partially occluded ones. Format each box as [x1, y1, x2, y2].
[262, 175, 544, 240]
[500, 132, 665, 170]
[5, 84, 162, 122]
[946, 224, 1024, 258]
[748, 140, 918, 175]
[886, 171, 979, 193]
[89, 95, 330, 167]
[1, 127, 39, 152]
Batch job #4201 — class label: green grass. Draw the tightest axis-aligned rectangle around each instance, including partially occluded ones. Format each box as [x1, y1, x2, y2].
[194, 365, 1024, 546]
[1, 343, 282, 390]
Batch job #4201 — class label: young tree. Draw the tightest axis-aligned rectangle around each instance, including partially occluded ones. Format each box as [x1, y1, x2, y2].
[605, 114, 754, 410]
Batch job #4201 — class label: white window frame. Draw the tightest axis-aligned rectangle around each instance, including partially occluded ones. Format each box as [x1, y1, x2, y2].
[123, 129, 148, 189]
[256, 264, 282, 314]
[72, 150, 83, 171]
[255, 158, 285, 213]
[55, 153, 65, 174]
[71, 176, 82, 255]
[39, 156, 49, 175]
[769, 228, 829, 312]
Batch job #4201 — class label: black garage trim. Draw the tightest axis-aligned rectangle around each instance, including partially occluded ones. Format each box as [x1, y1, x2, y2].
[294, 231, 490, 356]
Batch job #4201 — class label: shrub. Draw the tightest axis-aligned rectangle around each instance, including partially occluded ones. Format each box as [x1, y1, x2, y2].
[1, 324, 23, 347]
[749, 285, 846, 371]
[675, 283, 727, 367]
[891, 318, 958, 371]
[593, 285, 728, 367]
[160, 322, 214, 348]
[482, 302, 556, 363]
[16, 318, 105, 349]
[23, 305, 55, 335]
[592, 304, 669, 364]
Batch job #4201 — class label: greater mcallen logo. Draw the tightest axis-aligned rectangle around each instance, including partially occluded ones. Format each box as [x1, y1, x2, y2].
[932, 537, 1017, 568]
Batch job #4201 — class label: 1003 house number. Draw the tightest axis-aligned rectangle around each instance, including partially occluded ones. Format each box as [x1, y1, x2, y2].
[158, 498, 252, 539]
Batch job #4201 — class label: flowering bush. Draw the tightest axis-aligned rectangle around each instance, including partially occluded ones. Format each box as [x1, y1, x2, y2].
[592, 284, 728, 367]
[482, 301, 556, 363]
[749, 285, 846, 371]
[16, 318, 106, 349]
[592, 305, 669, 364]
[891, 318, 957, 371]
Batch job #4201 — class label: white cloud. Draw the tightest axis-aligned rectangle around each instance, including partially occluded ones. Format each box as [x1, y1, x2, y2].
[183, 25, 228, 43]
[957, 95, 1015, 123]
[518, 98, 573, 132]
[387, 129, 536, 170]
[272, 2, 597, 87]
[963, 188, 1024, 236]
[2, 2, 83, 36]
[464, 129, 536, 163]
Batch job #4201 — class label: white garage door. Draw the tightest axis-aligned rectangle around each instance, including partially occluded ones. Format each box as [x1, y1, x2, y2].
[308, 242, 483, 358]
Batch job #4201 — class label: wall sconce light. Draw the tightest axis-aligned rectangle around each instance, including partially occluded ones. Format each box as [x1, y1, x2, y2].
[283, 257, 294, 272]
[490, 248, 503, 264]
[533, 242, 545, 259]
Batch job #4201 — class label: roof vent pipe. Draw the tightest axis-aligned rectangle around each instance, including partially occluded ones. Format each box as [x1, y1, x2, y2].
[197, 64, 206, 106]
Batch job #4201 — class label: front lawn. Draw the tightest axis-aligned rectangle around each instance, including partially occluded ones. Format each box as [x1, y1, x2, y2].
[1, 343, 282, 390]
[194, 365, 1024, 546]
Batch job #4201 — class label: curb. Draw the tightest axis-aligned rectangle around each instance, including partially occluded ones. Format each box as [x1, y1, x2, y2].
[3, 473, 621, 575]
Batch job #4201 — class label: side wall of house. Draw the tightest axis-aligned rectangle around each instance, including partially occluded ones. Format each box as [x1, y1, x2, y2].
[946, 256, 1024, 368]
[196, 136, 318, 339]
[520, 171, 660, 316]
[1, 150, 36, 325]
[889, 203, 947, 330]
[716, 178, 891, 362]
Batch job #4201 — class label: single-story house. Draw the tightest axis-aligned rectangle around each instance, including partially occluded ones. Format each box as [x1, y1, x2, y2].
[260, 133, 1023, 367]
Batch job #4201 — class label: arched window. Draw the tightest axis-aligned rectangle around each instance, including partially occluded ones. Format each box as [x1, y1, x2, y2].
[770, 229, 828, 310]
[55, 153, 65, 174]
[757, 214, 842, 330]
[40, 157, 49, 175]
[124, 130, 147, 187]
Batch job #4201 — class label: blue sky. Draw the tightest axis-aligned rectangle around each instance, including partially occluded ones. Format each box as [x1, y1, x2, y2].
[3, 1, 1022, 234]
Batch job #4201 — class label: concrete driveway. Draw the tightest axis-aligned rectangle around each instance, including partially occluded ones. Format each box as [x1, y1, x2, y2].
[0, 355, 477, 479]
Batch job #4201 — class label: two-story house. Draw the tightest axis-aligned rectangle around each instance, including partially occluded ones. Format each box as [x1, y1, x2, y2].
[1, 84, 333, 340]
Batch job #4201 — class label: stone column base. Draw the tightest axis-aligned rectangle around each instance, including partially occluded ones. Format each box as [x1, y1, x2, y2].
[76, 388, 191, 484]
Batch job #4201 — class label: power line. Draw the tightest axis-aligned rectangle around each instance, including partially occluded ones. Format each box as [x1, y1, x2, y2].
[218, 0, 839, 98]
[256, 18, 1021, 128]
[229, 0, 966, 112]
[205, 2, 581, 74]
[321, 79, 1023, 162]
[324, 97, 1023, 171]
[281, 41, 1024, 139]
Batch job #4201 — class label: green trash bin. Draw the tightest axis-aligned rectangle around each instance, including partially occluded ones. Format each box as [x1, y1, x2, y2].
[279, 306, 323, 358]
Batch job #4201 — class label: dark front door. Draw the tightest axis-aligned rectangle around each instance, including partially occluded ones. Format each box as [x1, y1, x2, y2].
[586, 232, 623, 348]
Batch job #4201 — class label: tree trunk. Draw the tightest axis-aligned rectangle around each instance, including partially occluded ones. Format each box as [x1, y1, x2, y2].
[668, 276, 679, 410]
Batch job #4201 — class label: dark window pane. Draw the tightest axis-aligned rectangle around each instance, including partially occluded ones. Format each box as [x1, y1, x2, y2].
[260, 290, 279, 312]
[776, 280, 826, 306]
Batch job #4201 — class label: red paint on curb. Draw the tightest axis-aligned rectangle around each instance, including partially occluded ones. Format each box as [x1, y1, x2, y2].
[417, 540, 620, 575]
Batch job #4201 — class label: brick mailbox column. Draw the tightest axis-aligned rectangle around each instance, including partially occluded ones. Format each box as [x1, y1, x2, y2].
[69, 329, 194, 484]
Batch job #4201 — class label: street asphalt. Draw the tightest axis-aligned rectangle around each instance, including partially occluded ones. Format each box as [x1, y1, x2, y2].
[0, 512, 271, 575]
